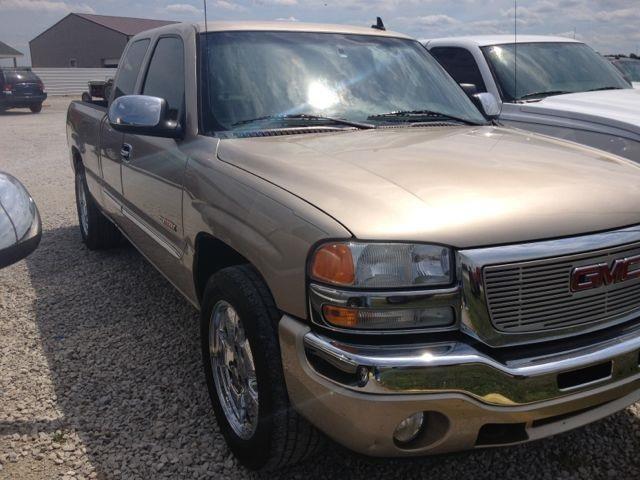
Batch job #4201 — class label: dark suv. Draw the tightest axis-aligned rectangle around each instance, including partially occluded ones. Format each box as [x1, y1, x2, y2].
[0, 68, 47, 113]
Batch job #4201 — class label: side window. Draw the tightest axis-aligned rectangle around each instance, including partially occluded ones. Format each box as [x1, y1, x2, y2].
[430, 47, 487, 93]
[142, 37, 185, 122]
[113, 39, 150, 99]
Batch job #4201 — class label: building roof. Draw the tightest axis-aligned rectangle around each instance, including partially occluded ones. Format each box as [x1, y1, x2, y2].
[0, 40, 23, 59]
[30, 13, 178, 44]
[424, 35, 581, 48]
[75, 13, 177, 36]
[190, 20, 412, 39]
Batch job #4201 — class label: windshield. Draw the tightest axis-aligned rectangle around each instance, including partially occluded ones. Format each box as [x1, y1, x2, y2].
[482, 42, 630, 101]
[200, 31, 486, 134]
[613, 59, 640, 82]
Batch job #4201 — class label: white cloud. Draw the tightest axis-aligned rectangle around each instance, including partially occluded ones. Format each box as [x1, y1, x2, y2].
[164, 3, 201, 14]
[257, 0, 298, 5]
[213, 0, 246, 11]
[275, 16, 298, 21]
[411, 14, 459, 27]
[595, 7, 640, 22]
[0, 0, 94, 13]
[164, 0, 245, 12]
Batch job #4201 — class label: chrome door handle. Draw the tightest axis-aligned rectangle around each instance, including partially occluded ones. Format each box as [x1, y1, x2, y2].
[120, 143, 133, 162]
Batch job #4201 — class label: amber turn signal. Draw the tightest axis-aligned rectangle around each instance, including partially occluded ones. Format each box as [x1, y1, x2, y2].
[322, 305, 359, 328]
[310, 243, 355, 286]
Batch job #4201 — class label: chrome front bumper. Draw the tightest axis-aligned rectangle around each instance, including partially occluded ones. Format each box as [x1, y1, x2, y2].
[279, 315, 640, 456]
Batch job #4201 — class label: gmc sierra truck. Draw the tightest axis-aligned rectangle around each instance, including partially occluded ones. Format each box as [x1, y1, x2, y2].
[67, 21, 640, 471]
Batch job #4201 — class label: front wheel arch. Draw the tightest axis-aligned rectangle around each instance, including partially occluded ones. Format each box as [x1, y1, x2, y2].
[193, 233, 254, 304]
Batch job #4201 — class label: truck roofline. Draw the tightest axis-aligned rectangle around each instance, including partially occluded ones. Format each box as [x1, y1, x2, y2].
[424, 34, 583, 48]
[131, 20, 414, 41]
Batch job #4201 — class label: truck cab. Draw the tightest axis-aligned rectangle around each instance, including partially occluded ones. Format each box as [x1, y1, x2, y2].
[425, 35, 640, 162]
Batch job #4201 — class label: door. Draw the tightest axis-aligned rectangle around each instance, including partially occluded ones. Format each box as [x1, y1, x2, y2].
[119, 36, 187, 261]
[99, 38, 151, 214]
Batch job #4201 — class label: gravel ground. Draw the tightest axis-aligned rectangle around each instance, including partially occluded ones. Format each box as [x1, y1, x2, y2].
[1, 97, 640, 480]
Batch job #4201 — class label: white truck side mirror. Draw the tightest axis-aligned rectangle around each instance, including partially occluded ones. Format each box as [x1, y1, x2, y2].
[474, 92, 501, 119]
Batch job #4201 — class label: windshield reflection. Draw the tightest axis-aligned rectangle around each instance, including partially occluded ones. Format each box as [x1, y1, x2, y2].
[200, 31, 486, 134]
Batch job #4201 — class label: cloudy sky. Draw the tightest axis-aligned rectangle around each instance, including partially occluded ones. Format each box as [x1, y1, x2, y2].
[1, 0, 639, 65]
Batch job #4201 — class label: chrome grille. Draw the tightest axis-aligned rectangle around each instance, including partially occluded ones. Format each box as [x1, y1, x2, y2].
[484, 243, 640, 333]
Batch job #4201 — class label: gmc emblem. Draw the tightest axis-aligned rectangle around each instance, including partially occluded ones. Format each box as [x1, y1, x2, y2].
[570, 254, 640, 292]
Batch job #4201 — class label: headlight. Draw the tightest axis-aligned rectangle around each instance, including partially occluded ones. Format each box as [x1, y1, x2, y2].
[309, 242, 456, 332]
[310, 242, 453, 288]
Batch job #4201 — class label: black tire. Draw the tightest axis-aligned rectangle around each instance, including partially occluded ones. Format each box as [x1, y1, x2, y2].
[29, 103, 42, 113]
[74, 166, 122, 250]
[201, 265, 323, 471]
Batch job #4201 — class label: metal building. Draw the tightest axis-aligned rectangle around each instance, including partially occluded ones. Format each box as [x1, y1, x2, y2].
[0, 41, 23, 67]
[29, 13, 177, 68]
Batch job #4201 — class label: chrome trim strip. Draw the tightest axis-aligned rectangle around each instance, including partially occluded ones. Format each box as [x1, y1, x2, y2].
[102, 188, 182, 259]
[460, 225, 640, 266]
[121, 207, 182, 259]
[458, 225, 640, 347]
[308, 283, 461, 335]
[102, 188, 121, 211]
[303, 323, 640, 405]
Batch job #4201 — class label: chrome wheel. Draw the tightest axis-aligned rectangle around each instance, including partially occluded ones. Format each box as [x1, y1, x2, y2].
[76, 174, 89, 237]
[209, 300, 259, 440]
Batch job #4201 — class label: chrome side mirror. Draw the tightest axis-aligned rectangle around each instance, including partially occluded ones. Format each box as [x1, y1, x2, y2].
[474, 92, 501, 119]
[0, 173, 42, 269]
[108, 95, 183, 139]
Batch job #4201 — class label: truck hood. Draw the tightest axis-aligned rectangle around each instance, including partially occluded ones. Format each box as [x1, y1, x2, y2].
[519, 88, 640, 137]
[217, 126, 640, 248]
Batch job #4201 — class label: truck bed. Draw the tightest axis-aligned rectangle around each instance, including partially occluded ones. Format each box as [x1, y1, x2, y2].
[66, 100, 108, 176]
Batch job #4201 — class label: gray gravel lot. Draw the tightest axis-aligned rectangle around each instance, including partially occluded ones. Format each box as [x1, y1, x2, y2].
[1, 97, 640, 479]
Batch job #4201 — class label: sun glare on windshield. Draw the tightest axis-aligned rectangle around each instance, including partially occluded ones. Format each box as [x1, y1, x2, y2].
[307, 81, 340, 110]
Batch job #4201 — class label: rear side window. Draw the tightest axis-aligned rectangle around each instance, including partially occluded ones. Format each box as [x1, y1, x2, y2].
[113, 39, 150, 99]
[430, 47, 487, 93]
[142, 37, 185, 121]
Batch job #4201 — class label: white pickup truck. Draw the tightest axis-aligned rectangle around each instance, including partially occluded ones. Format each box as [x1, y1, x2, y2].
[425, 35, 640, 162]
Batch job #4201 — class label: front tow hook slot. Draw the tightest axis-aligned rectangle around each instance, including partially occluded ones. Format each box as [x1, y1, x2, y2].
[557, 361, 613, 391]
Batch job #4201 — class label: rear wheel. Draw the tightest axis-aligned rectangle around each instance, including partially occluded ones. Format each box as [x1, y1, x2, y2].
[29, 103, 42, 113]
[74, 166, 122, 249]
[201, 265, 323, 470]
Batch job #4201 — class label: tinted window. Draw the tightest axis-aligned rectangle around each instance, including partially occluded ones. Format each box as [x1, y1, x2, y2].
[143, 37, 185, 120]
[430, 47, 486, 92]
[482, 42, 630, 101]
[3, 70, 40, 84]
[113, 39, 150, 99]
[200, 31, 486, 134]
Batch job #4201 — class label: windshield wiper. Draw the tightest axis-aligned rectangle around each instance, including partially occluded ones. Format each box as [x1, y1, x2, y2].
[366, 110, 477, 125]
[517, 90, 571, 100]
[231, 114, 375, 130]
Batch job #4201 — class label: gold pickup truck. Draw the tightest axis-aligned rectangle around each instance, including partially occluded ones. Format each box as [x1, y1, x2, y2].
[67, 21, 640, 471]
